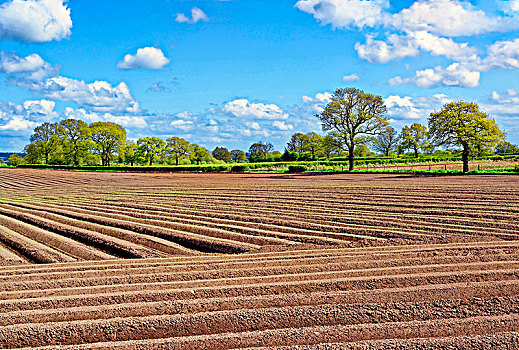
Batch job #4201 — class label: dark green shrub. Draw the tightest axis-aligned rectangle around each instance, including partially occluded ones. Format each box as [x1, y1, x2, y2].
[287, 165, 307, 173]
[230, 164, 249, 172]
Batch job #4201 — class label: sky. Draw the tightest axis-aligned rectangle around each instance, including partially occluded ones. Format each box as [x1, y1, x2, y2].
[1, 0, 519, 152]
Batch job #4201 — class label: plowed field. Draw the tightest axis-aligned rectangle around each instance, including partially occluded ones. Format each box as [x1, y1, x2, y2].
[0, 168, 518, 349]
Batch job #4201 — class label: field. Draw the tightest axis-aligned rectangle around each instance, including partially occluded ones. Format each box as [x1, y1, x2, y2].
[0, 168, 518, 348]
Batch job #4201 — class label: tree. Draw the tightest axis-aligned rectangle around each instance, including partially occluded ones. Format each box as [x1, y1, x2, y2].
[27, 122, 60, 164]
[122, 142, 138, 166]
[248, 141, 274, 162]
[190, 144, 212, 165]
[304, 132, 324, 159]
[230, 149, 246, 163]
[322, 133, 343, 158]
[495, 141, 519, 156]
[212, 147, 231, 163]
[372, 126, 399, 156]
[7, 154, 24, 166]
[166, 137, 191, 165]
[400, 123, 430, 158]
[58, 119, 91, 166]
[316, 87, 388, 170]
[137, 137, 166, 166]
[89, 122, 126, 166]
[429, 102, 505, 173]
[286, 133, 308, 153]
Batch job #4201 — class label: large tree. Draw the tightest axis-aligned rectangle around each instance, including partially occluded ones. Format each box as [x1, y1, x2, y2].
[371, 126, 399, 156]
[190, 144, 212, 165]
[316, 87, 388, 170]
[89, 122, 126, 166]
[122, 142, 138, 166]
[58, 119, 91, 166]
[429, 101, 505, 173]
[137, 137, 166, 166]
[400, 123, 430, 158]
[286, 133, 308, 153]
[304, 132, 324, 159]
[248, 141, 274, 162]
[212, 147, 231, 163]
[27, 122, 60, 164]
[166, 137, 191, 165]
[230, 149, 247, 163]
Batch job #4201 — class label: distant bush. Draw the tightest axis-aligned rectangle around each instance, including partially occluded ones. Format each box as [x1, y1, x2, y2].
[230, 165, 249, 172]
[287, 165, 307, 173]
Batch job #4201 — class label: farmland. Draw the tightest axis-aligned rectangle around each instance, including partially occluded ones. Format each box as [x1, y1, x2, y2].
[0, 168, 518, 348]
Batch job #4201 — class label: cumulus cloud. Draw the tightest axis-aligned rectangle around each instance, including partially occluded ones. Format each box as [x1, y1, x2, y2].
[117, 47, 170, 70]
[355, 34, 420, 63]
[390, 0, 515, 37]
[272, 120, 294, 131]
[175, 7, 209, 24]
[223, 99, 288, 120]
[356, 31, 477, 63]
[384, 93, 451, 125]
[295, 0, 389, 29]
[389, 63, 480, 88]
[0, 0, 72, 43]
[0, 99, 58, 134]
[477, 38, 519, 71]
[0, 51, 58, 81]
[342, 73, 360, 82]
[15, 76, 140, 113]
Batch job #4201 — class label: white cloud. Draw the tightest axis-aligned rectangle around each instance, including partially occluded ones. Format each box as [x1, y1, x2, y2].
[295, 0, 389, 29]
[170, 119, 194, 131]
[17, 76, 140, 113]
[356, 31, 477, 63]
[477, 38, 519, 71]
[272, 120, 294, 131]
[384, 93, 451, 124]
[498, 0, 519, 14]
[223, 99, 288, 120]
[0, 99, 58, 134]
[342, 73, 360, 82]
[117, 47, 170, 70]
[0, 0, 72, 43]
[355, 34, 419, 63]
[389, 63, 480, 88]
[391, 0, 517, 37]
[175, 7, 209, 24]
[0, 51, 58, 81]
[64, 107, 148, 128]
[315, 92, 332, 102]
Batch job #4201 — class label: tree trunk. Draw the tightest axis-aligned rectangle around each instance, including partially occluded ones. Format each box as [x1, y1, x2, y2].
[462, 146, 469, 173]
[175, 156, 179, 166]
[414, 147, 418, 158]
[149, 156, 153, 166]
[348, 146, 354, 171]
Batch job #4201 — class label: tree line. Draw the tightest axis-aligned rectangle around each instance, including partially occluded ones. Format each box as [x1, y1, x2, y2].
[11, 87, 517, 173]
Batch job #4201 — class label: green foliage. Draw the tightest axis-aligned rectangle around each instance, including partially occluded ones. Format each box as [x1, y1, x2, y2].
[190, 144, 213, 165]
[166, 137, 191, 165]
[212, 147, 231, 163]
[90, 122, 126, 166]
[400, 123, 430, 157]
[58, 119, 91, 166]
[7, 154, 25, 166]
[429, 101, 505, 172]
[282, 150, 299, 161]
[137, 137, 166, 166]
[316, 87, 388, 170]
[230, 149, 246, 163]
[248, 141, 274, 162]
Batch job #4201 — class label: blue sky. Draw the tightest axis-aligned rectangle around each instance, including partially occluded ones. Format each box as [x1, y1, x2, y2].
[1, 0, 519, 152]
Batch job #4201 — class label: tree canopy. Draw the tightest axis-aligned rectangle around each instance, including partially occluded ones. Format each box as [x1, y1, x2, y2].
[400, 123, 430, 158]
[316, 87, 388, 170]
[429, 101, 505, 172]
